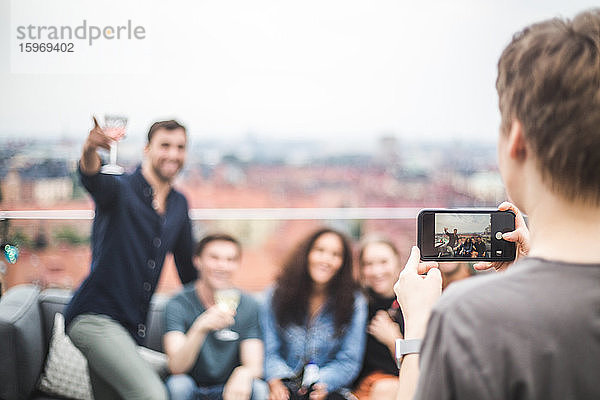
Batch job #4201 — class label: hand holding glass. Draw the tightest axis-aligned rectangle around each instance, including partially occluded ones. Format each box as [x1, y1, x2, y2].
[99, 114, 128, 175]
[214, 289, 241, 341]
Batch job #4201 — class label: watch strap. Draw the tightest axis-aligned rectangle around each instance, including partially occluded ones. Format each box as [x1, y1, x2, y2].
[395, 338, 422, 368]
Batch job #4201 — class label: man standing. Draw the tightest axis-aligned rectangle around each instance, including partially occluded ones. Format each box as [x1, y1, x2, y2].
[443, 228, 459, 255]
[65, 119, 196, 400]
[164, 233, 267, 400]
[395, 8, 600, 400]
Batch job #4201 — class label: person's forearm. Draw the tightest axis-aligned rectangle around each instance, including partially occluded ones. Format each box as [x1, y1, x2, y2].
[376, 330, 401, 357]
[386, 338, 397, 357]
[243, 355, 263, 379]
[237, 363, 263, 380]
[240, 339, 265, 379]
[80, 145, 101, 175]
[396, 317, 428, 400]
[404, 318, 427, 341]
[168, 325, 208, 374]
[397, 353, 419, 400]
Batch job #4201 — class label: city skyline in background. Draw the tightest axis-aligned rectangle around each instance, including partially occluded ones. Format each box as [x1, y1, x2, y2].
[1, 0, 598, 144]
[1, 1, 596, 294]
[0, 131, 503, 293]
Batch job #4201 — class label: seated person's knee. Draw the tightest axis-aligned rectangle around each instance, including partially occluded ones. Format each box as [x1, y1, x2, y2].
[166, 374, 196, 400]
[251, 378, 269, 400]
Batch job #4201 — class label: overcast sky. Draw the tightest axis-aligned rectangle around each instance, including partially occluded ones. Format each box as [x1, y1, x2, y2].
[0, 0, 597, 145]
[435, 213, 490, 234]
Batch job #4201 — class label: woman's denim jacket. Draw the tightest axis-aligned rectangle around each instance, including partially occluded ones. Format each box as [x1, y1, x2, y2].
[261, 288, 368, 392]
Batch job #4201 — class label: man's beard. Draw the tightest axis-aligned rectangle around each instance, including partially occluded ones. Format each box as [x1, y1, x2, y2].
[152, 162, 181, 183]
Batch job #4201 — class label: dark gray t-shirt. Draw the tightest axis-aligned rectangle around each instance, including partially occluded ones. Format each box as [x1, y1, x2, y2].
[416, 258, 600, 400]
[165, 284, 261, 386]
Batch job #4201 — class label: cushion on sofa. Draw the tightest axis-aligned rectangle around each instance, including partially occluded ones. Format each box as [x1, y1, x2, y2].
[37, 313, 94, 400]
[36, 312, 169, 399]
[1, 285, 172, 400]
[38, 289, 73, 352]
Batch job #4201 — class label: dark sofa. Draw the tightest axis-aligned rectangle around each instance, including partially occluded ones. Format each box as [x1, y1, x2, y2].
[0, 284, 168, 400]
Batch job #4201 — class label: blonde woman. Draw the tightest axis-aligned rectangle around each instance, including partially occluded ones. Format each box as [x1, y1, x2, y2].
[353, 236, 404, 400]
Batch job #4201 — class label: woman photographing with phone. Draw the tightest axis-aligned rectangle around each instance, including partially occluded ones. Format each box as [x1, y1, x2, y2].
[261, 228, 367, 400]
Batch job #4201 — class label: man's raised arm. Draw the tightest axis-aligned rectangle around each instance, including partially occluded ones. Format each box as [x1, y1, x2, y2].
[80, 116, 112, 175]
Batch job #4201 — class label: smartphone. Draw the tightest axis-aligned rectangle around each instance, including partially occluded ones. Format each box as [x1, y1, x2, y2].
[417, 209, 516, 262]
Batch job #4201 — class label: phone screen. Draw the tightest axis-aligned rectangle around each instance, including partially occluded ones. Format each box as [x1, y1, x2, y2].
[418, 210, 516, 262]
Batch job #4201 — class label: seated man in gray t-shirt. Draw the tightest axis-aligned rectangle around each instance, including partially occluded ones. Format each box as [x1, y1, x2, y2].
[163, 233, 268, 400]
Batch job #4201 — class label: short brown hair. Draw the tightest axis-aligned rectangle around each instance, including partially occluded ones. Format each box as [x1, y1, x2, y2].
[147, 120, 187, 143]
[194, 233, 242, 258]
[496, 9, 600, 204]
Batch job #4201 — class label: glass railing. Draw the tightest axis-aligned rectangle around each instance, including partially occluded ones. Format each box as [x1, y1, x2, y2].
[0, 208, 420, 295]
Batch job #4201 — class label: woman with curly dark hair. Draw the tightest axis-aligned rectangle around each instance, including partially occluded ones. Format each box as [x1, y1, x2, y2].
[261, 228, 367, 400]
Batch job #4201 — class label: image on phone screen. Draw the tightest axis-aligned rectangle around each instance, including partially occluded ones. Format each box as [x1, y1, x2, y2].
[434, 213, 491, 258]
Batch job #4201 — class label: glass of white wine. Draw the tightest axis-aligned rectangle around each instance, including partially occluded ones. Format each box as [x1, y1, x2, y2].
[214, 288, 241, 341]
[99, 114, 127, 175]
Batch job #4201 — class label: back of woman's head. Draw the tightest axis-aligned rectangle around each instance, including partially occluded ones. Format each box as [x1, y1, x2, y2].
[272, 227, 357, 336]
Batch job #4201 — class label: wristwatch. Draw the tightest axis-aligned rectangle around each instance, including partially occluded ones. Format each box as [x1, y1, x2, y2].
[395, 338, 422, 368]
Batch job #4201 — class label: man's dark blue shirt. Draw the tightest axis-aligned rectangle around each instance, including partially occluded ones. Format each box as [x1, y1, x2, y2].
[64, 165, 197, 344]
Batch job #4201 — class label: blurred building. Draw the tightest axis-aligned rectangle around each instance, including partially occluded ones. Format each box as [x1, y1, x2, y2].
[1, 159, 74, 207]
